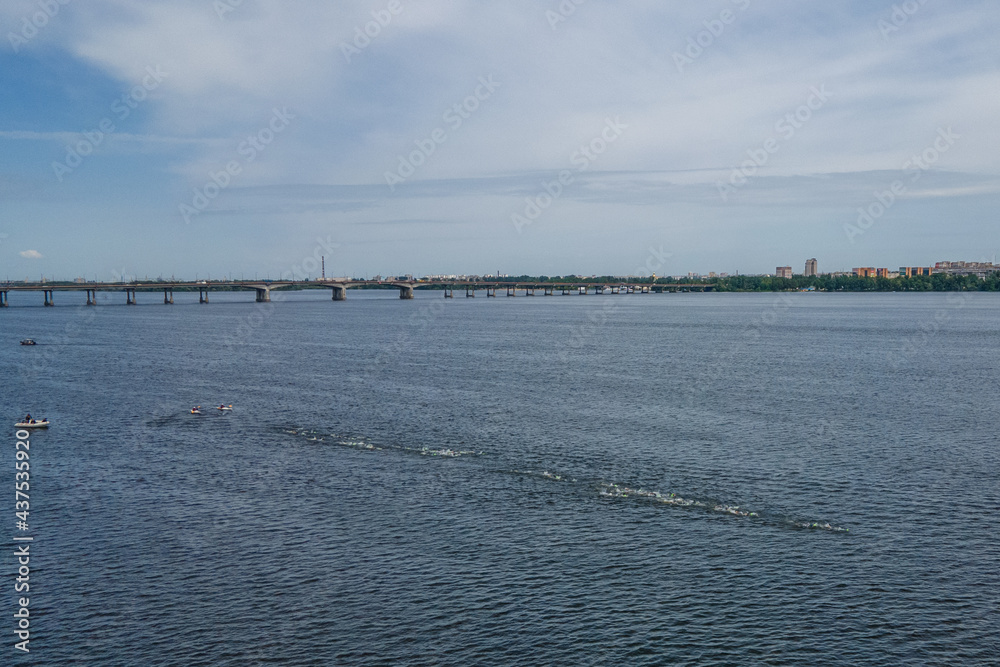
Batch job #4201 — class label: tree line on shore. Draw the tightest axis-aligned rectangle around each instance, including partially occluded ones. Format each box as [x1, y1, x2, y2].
[17, 272, 1000, 292]
[506, 272, 1000, 291]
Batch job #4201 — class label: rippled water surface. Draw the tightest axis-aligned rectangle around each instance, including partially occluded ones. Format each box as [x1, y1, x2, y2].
[3, 290, 999, 665]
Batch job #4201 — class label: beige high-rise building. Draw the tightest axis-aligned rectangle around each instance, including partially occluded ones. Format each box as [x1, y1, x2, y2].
[805, 258, 818, 277]
[776, 266, 793, 279]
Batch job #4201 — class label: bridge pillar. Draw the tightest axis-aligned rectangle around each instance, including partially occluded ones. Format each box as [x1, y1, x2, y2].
[255, 287, 270, 303]
[44, 290, 53, 307]
[466, 287, 475, 297]
[561, 288, 570, 295]
[331, 285, 346, 301]
[486, 287, 496, 297]
[0, 291, 7, 307]
[164, 288, 173, 304]
[506, 286, 515, 297]
[399, 285, 414, 300]
[199, 288, 209, 304]
[444, 287, 453, 298]
[86, 289, 96, 305]
[126, 288, 136, 305]
[526, 287, 535, 296]
[544, 287, 553, 296]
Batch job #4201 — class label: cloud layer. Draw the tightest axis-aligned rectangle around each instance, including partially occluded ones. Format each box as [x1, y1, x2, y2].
[1, 0, 998, 277]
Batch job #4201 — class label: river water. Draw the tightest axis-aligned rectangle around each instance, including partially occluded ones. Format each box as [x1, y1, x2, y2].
[3, 290, 998, 665]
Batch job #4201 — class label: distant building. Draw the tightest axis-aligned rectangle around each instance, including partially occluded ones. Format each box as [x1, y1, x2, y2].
[776, 266, 793, 279]
[853, 267, 876, 278]
[899, 267, 932, 277]
[876, 268, 890, 278]
[804, 258, 818, 277]
[933, 261, 999, 278]
[708, 271, 717, 278]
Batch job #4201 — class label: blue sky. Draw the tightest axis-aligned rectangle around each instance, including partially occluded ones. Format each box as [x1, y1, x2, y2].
[1, 0, 998, 280]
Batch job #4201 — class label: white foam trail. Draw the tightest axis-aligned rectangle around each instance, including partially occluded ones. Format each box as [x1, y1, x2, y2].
[600, 482, 755, 516]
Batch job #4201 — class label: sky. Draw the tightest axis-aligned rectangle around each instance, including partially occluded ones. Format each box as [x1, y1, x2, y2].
[0, 0, 998, 281]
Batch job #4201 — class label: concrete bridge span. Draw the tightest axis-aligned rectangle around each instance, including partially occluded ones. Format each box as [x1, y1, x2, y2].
[0, 279, 711, 307]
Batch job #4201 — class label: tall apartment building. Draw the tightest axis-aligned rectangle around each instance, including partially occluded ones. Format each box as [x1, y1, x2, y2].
[804, 258, 818, 277]
[852, 267, 892, 278]
[776, 266, 793, 279]
[899, 267, 932, 277]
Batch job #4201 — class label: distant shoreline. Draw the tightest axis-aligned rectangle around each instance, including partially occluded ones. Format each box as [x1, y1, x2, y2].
[7, 272, 1000, 293]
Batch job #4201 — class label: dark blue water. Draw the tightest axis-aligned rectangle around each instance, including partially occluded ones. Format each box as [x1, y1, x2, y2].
[3, 290, 999, 665]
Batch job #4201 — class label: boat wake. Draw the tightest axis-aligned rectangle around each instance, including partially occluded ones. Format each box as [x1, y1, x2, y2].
[600, 482, 758, 518]
[282, 428, 481, 458]
[789, 521, 849, 533]
[412, 447, 479, 458]
[598, 482, 848, 531]
[284, 429, 381, 451]
[509, 469, 576, 482]
[278, 427, 847, 532]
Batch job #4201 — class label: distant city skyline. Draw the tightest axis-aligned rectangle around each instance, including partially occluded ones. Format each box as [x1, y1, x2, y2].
[2, 2, 999, 280]
[9, 257, 999, 284]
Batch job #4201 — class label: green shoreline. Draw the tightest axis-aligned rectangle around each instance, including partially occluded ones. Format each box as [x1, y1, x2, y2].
[10, 272, 1000, 293]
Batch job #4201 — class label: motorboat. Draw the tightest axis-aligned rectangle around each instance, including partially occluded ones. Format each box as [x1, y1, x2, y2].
[216, 404, 233, 411]
[20, 339, 36, 345]
[15, 419, 49, 428]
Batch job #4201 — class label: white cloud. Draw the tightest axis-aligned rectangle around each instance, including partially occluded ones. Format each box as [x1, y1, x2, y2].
[3, 0, 999, 276]
[20, 250, 43, 259]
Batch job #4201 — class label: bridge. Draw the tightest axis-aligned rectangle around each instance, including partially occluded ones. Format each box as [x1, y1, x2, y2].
[0, 279, 713, 307]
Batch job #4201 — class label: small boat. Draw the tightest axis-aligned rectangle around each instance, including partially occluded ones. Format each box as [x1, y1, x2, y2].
[20, 339, 36, 346]
[15, 420, 49, 428]
[216, 404, 233, 411]
[190, 407, 203, 415]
